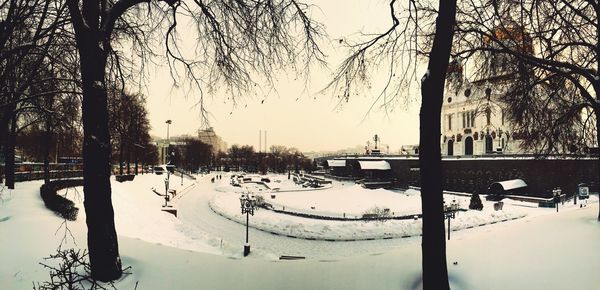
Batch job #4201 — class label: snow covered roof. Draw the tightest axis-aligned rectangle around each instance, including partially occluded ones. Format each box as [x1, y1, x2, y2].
[327, 159, 346, 167]
[358, 160, 391, 170]
[492, 179, 527, 191]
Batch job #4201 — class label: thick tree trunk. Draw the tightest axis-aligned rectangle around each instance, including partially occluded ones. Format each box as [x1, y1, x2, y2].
[418, 1, 457, 289]
[596, 109, 600, 221]
[79, 41, 122, 282]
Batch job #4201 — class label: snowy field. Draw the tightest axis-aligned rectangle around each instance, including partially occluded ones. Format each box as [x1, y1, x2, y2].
[210, 175, 528, 240]
[1, 172, 599, 289]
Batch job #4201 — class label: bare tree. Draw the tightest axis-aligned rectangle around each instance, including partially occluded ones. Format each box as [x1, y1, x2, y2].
[326, 0, 457, 288]
[0, 0, 69, 188]
[25, 65, 81, 184]
[178, 138, 212, 172]
[453, 0, 600, 220]
[108, 88, 152, 175]
[63, 0, 324, 281]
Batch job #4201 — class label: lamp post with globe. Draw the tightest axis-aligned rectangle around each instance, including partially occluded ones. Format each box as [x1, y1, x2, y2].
[240, 193, 258, 256]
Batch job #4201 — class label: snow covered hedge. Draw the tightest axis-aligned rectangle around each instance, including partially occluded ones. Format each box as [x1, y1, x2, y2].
[39, 179, 82, 221]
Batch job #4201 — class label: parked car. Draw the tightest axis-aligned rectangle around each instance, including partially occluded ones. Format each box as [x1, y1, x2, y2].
[153, 166, 165, 175]
[166, 164, 175, 173]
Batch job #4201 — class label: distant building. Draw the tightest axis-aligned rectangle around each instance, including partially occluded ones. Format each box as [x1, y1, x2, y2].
[400, 145, 419, 155]
[154, 138, 186, 165]
[197, 127, 227, 154]
[153, 127, 227, 165]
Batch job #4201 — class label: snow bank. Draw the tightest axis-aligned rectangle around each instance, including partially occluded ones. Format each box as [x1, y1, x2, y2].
[58, 174, 219, 254]
[209, 186, 527, 241]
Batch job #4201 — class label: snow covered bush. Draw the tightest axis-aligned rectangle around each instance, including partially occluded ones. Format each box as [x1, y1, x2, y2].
[40, 179, 82, 221]
[362, 206, 391, 222]
[469, 193, 484, 211]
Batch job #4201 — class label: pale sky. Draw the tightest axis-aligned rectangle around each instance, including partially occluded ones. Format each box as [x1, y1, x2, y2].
[146, 0, 422, 153]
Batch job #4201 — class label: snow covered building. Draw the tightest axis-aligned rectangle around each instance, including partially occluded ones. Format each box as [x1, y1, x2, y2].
[326, 159, 348, 177]
[357, 160, 392, 180]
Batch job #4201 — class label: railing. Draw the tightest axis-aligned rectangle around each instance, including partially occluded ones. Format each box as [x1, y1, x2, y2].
[14, 170, 84, 182]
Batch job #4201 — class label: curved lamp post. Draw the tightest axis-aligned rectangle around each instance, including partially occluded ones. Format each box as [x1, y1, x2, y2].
[240, 193, 257, 256]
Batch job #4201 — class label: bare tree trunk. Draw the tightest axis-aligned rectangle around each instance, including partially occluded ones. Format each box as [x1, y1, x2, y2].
[0, 111, 9, 186]
[119, 138, 124, 175]
[4, 112, 17, 189]
[43, 125, 52, 184]
[134, 146, 138, 175]
[596, 108, 600, 221]
[126, 143, 131, 174]
[419, 1, 457, 289]
[79, 39, 122, 282]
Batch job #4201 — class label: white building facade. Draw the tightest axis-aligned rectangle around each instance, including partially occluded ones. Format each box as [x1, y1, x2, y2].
[441, 80, 524, 156]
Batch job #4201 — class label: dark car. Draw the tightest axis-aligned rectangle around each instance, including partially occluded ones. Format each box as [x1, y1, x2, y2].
[153, 166, 165, 175]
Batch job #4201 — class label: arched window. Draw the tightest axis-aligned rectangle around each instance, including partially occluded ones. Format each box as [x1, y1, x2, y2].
[465, 136, 474, 155]
[448, 139, 454, 156]
[485, 135, 493, 154]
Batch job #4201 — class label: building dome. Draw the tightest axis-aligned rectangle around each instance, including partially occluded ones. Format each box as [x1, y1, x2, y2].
[483, 21, 533, 54]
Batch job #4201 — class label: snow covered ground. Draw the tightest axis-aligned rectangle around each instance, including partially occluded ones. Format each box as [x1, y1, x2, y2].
[1, 173, 599, 289]
[210, 174, 531, 240]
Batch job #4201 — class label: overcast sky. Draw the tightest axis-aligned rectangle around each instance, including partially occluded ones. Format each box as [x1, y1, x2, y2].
[145, 0, 423, 153]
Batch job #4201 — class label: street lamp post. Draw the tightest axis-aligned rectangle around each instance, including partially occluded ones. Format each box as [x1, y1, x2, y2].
[164, 171, 170, 207]
[165, 120, 172, 164]
[553, 187, 562, 212]
[444, 199, 459, 240]
[166, 120, 172, 142]
[239, 193, 257, 256]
